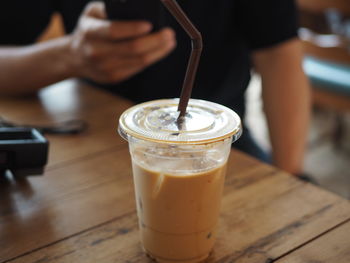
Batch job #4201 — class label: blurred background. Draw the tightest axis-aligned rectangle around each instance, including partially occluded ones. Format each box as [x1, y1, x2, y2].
[247, 0, 350, 199]
[37, 0, 350, 199]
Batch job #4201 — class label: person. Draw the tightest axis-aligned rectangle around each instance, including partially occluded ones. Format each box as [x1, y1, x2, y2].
[0, 0, 310, 176]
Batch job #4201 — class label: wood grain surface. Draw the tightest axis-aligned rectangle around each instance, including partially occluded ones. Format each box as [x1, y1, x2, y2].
[1, 81, 349, 263]
[2, 149, 350, 263]
[0, 80, 131, 168]
[276, 220, 350, 263]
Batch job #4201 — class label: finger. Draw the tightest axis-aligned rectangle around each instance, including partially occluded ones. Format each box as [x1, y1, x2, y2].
[116, 28, 175, 56]
[116, 37, 176, 72]
[90, 60, 145, 84]
[82, 18, 152, 40]
[109, 21, 153, 40]
[88, 28, 175, 58]
[135, 37, 176, 66]
[95, 39, 175, 83]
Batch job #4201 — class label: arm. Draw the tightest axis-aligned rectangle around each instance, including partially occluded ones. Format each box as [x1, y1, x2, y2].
[0, 2, 175, 96]
[0, 37, 73, 95]
[252, 38, 311, 175]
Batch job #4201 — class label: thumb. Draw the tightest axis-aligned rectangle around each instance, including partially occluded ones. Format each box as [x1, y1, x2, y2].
[83, 1, 107, 19]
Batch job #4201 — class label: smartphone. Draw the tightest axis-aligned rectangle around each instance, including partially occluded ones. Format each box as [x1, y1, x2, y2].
[103, 0, 164, 32]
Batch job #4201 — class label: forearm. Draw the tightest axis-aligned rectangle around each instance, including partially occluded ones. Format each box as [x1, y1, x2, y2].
[254, 39, 311, 174]
[0, 36, 74, 95]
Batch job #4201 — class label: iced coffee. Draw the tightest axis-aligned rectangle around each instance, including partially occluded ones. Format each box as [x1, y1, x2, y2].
[118, 99, 241, 263]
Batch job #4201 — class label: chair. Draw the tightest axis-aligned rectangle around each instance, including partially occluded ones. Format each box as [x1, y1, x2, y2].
[297, 0, 350, 148]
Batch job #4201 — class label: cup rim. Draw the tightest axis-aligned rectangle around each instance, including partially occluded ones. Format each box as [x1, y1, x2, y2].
[118, 99, 242, 145]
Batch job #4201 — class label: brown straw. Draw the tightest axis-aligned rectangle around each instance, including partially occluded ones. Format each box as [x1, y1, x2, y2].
[160, 0, 203, 121]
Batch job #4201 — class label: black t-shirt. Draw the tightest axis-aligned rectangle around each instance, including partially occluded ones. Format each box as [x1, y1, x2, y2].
[0, 0, 298, 118]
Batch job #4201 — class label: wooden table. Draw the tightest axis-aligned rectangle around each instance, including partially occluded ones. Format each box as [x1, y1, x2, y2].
[1, 80, 349, 263]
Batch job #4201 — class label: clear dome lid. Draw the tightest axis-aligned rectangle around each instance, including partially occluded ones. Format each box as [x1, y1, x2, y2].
[118, 99, 242, 145]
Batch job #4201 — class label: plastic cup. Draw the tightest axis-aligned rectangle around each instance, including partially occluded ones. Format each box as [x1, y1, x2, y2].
[118, 99, 241, 263]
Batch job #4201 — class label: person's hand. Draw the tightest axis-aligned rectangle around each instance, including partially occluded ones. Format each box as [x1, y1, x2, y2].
[68, 2, 176, 84]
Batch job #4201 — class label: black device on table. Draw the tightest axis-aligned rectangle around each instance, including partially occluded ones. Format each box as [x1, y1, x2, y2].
[0, 128, 49, 176]
[103, 0, 164, 32]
